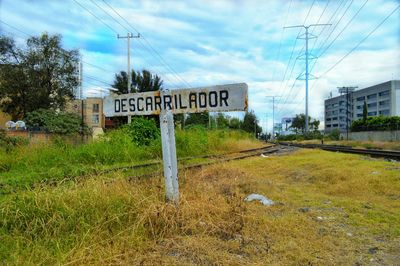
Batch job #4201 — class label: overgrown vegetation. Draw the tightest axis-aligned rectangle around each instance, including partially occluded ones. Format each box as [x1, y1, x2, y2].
[351, 116, 400, 132]
[0, 129, 28, 152]
[123, 117, 160, 146]
[0, 127, 258, 194]
[0, 149, 398, 264]
[25, 108, 90, 135]
[277, 131, 323, 141]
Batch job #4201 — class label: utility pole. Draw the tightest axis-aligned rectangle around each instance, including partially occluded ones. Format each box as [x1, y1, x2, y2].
[118, 33, 140, 123]
[284, 23, 331, 133]
[266, 96, 280, 141]
[78, 59, 84, 139]
[338, 86, 357, 140]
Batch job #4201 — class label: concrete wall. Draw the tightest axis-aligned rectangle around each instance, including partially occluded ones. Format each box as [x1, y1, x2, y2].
[340, 130, 400, 141]
[6, 131, 91, 144]
[0, 112, 11, 129]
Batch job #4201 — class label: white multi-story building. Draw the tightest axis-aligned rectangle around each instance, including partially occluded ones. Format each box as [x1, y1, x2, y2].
[324, 80, 400, 132]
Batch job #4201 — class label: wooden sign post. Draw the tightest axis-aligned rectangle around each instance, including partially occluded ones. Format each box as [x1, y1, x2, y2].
[104, 83, 248, 203]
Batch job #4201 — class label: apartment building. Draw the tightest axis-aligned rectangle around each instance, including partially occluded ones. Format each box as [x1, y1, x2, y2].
[66, 97, 105, 129]
[324, 80, 400, 132]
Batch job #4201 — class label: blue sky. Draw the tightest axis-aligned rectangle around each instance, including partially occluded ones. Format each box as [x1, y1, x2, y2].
[1, 0, 399, 131]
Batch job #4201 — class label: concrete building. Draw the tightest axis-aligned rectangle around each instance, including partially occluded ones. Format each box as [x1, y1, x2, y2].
[324, 80, 400, 132]
[66, 97, 105, 130]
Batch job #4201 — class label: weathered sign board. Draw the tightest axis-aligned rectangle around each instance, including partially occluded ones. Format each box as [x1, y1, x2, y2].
[104, 83, 248, 204]
[104, 83, 248, 116]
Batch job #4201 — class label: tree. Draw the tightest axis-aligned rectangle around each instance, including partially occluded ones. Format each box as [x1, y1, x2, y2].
[25, 109, 89, 135]
[290, 113, 320, 133]
[0, 33, 79, 120]
[242, 111, 262, 136]
[290, 114, 307, 134]
[228, 117, 242, 129]
[363, 100, 368, 122]
[112, 69, 163, 94]
[215, 113, 229, 129]
[185, 112, 209, 128]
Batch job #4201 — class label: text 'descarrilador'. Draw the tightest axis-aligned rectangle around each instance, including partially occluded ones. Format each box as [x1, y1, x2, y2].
[103, 83, 248, 116]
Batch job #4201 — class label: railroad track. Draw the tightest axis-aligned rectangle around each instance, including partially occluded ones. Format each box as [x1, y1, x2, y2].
[278, 142, 400, 160]
[105, 144, 278, 177]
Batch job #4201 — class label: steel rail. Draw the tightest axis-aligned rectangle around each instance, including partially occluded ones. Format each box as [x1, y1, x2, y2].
[278, 142, 400, 160]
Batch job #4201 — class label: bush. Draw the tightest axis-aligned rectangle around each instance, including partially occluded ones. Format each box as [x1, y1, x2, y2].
[123, 117, 160, 146]
[327, 129, 340, 141]
[25, 109, 90, 135]
[277, 131, 322, 141]
[351, 116, 400, 132]
[0, 129, 28, 152]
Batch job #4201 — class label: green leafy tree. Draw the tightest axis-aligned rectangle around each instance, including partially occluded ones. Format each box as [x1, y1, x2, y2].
[0, 33, 79, 120]
[112, 69, 163, 94]
[25, 109, 89, 135]
[228, 117, 242, 129]
[215, 113, 229, 129]
[363, 100, 368, 122]
[242, 111, 262, 136]
[290, 114, 320, 133]
[185, 112, 209, 128]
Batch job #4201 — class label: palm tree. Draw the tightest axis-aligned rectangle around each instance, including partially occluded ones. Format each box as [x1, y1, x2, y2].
[112, 69, 163, 94]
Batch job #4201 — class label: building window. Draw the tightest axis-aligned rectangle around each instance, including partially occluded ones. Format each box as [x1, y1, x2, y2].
[367, 102, 377, 108]
[368, 111, 377, 116]
[379, 110, 390, 116]
[326, 118, 331, 121]
[356, 96, 365, 101]
[333, 124, 338, 127]
[93, 104, 99, 113]
[92, 114, 99, 124]
[332, 117, 338, 121]
[367, 94, 377, 100]
[357, 114, 363, 118]
[378, 90, 390, 97]
[356, 105, 362, 109]
[379, 100, 390, 106]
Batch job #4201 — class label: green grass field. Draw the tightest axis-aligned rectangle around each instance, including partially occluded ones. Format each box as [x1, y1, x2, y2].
[0, 130, 399, 265]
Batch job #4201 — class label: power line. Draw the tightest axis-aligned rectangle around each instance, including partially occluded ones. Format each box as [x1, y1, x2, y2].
[275, 0, 316, 107]
[72, 0, 118, 34]
[72, 0, 183, 89]
[309, 0, 347, 55]
[84, 74, 112, 85]
[0, 20, 30, 37]
[319, 4, 400, 78]
[310, 0, 369, 73]
[271, 0, 293, 81]
[281, 4, 399, 119]
[101, 0, 193, 88]
[90, 1, 184, 88]
[89, 0, 131, 33]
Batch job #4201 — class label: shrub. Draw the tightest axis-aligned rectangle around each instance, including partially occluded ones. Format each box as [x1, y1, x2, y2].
[328, 129, 340, 141]
[25, 109, 90, 135]
[351, 116, 400, 132]
[123, 117, 160, 146]
[0, 129, 28, 152]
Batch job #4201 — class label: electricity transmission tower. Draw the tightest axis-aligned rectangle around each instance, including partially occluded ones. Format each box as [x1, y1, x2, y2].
[284, 23, 331, 132]
[118, 33, 140, 123]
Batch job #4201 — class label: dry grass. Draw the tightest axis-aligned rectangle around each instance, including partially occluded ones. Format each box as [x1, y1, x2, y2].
[1, 149, 399, 265]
